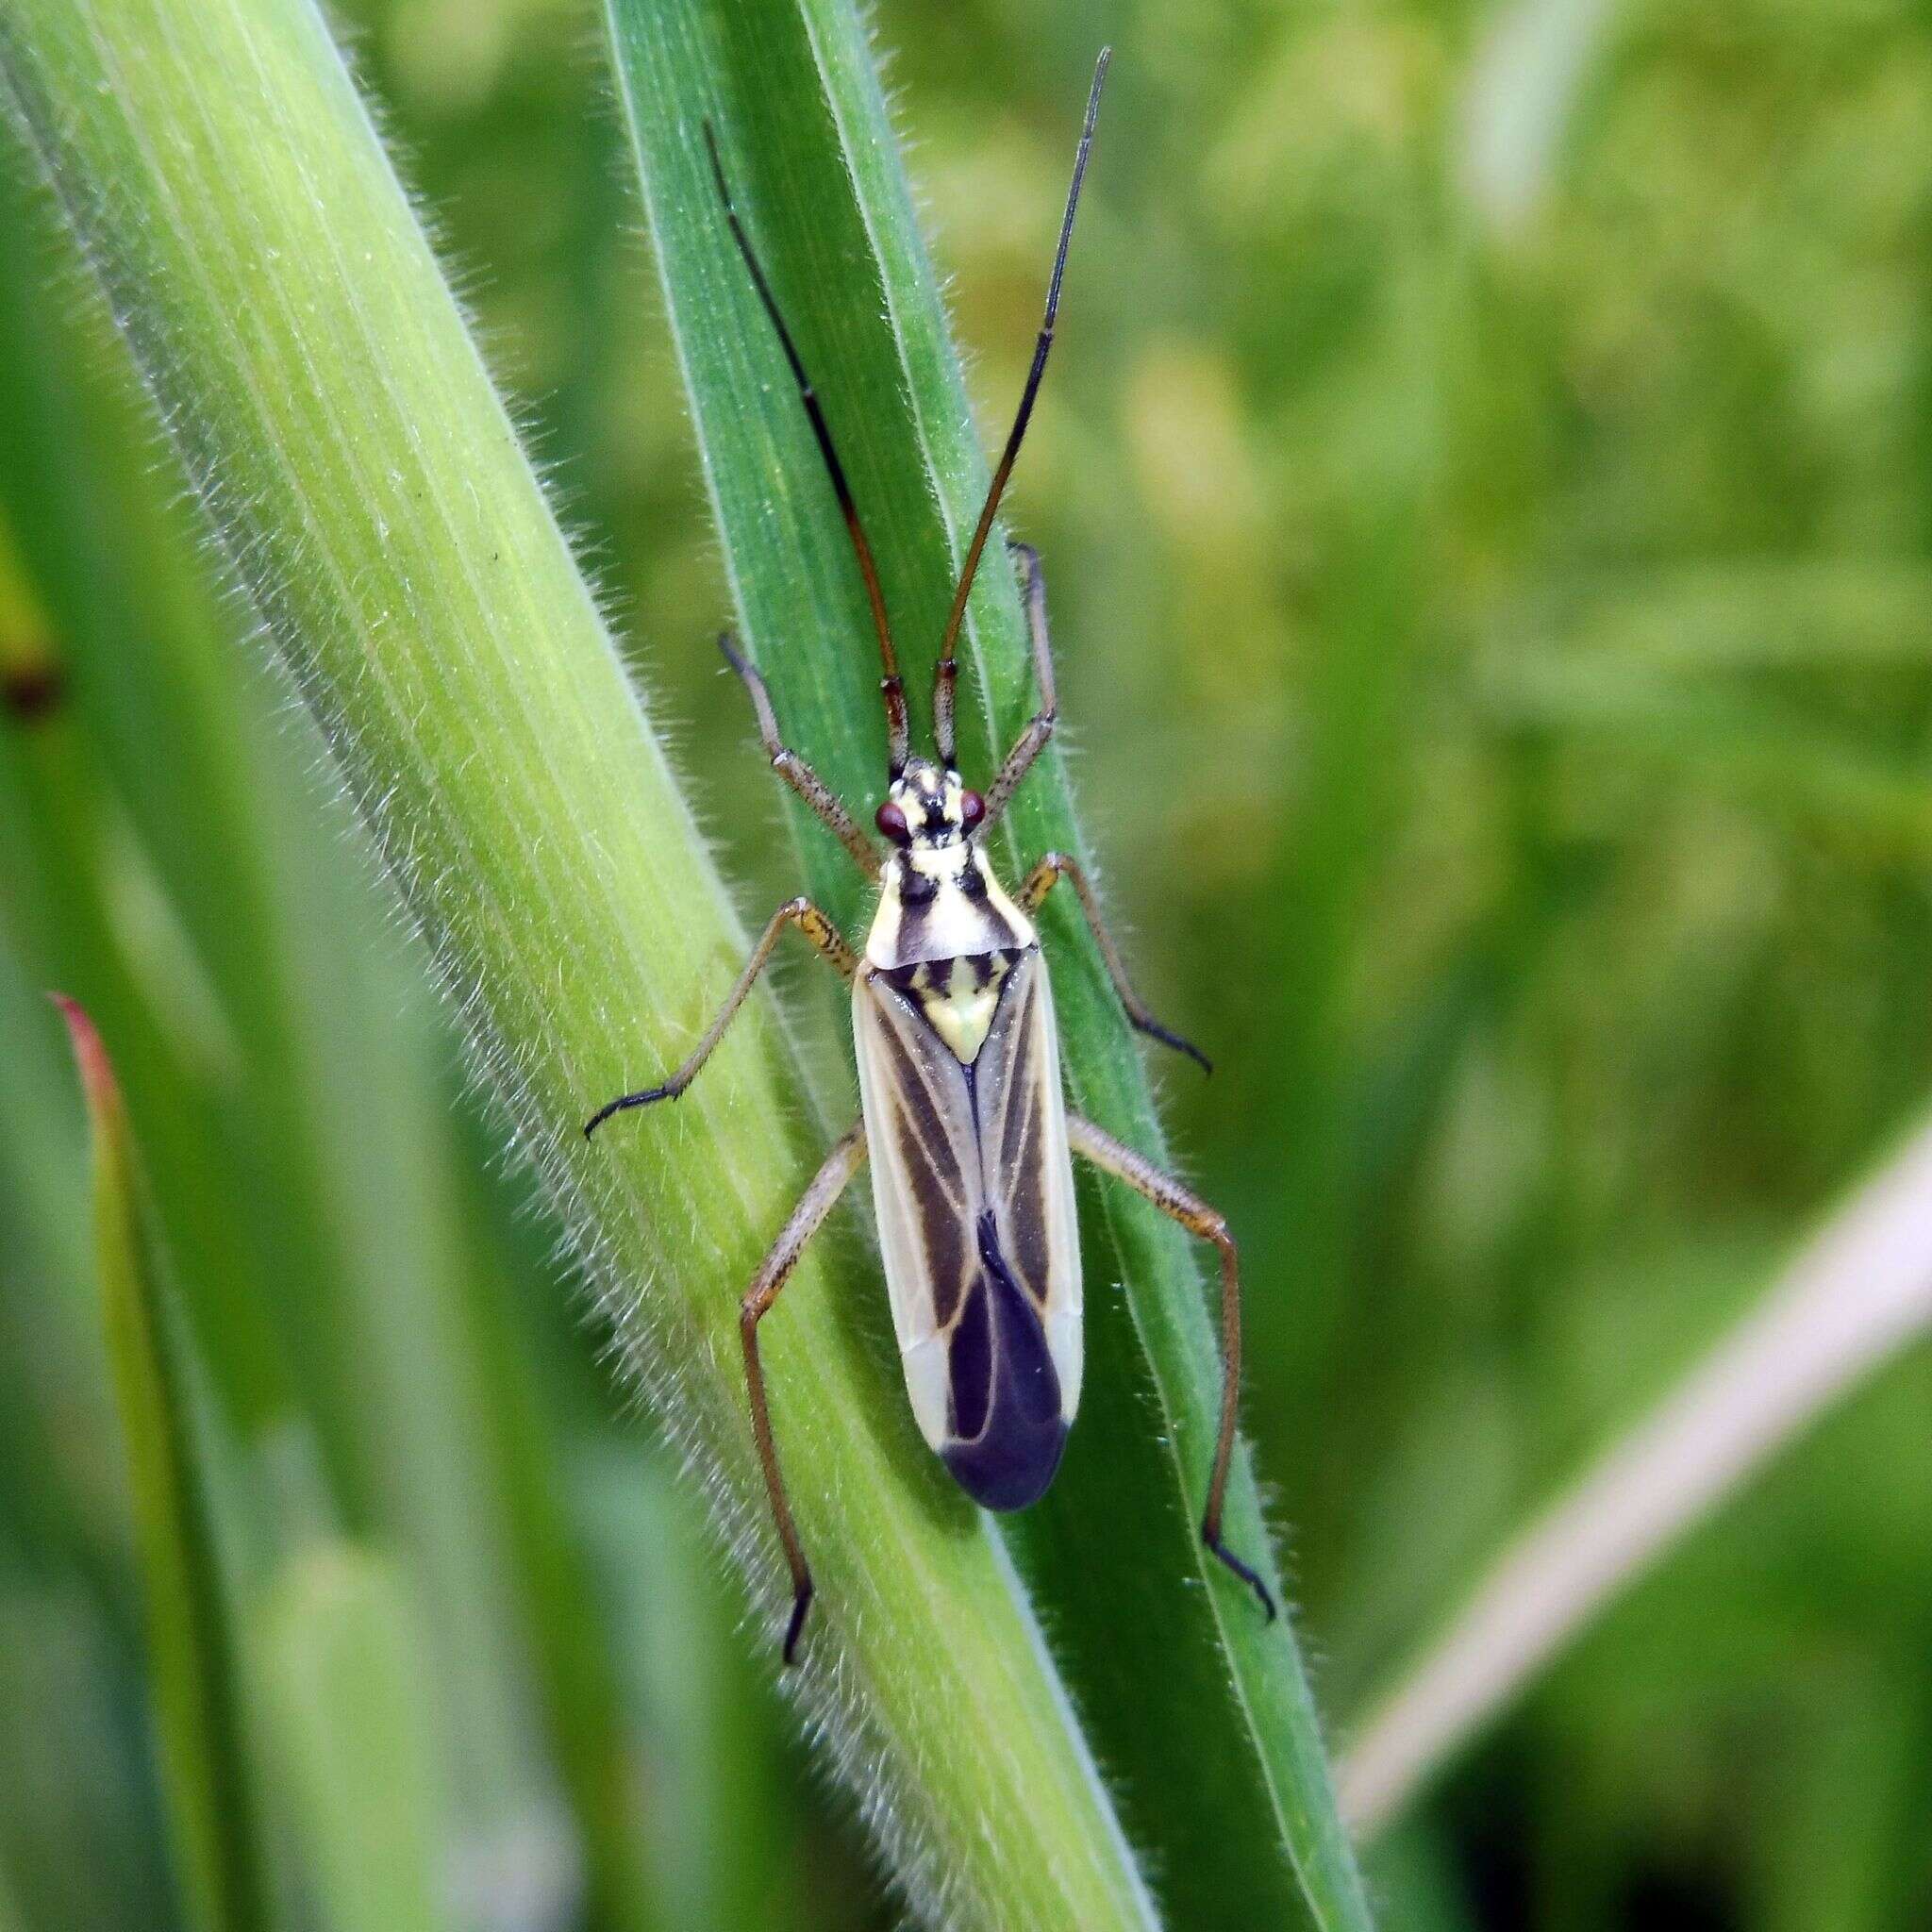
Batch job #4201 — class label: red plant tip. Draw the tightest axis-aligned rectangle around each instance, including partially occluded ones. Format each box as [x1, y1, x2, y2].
[49, 991, 120, 1116]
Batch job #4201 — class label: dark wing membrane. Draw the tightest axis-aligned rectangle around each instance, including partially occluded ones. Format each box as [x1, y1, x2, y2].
[853, 950, 1083, 1509]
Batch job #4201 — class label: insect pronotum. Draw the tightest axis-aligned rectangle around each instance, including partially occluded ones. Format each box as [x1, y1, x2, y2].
[588, 49, 1274, 1662]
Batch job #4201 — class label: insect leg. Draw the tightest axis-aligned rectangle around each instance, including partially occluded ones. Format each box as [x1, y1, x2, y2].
[584, 898, 857, 1136]
[980, 541, 1058, 826]
[741, 1122, 869, 1662]
[1064, 1112, 1275, 1622]
[720, 633, 879, 878]
[1018, 853, 1211, 1073]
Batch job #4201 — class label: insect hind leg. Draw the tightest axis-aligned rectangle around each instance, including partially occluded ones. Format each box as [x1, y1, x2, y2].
[1064, 1111, 1276, 1622]
[740, 1123, 869, 1663]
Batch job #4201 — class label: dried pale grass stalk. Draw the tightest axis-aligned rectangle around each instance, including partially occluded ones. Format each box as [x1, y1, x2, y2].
[1341, 1114, 1932, 1834]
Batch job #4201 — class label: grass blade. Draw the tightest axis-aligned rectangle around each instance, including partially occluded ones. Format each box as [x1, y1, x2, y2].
[258, 1545, 450, 1932]
[603, 4, 1370, 1923]
[2, 145, 573, 1890]
[0, 5, 1156, 1924]
[52, 996, 270, 1932]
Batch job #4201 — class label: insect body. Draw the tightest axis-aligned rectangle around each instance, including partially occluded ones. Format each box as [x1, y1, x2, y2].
[855, 761, 1080, 1511]
[587, 51, 1273, 1661]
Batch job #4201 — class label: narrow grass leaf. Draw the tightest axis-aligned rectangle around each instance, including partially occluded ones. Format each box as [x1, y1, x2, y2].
[603, 3, 1371, 1924]
[52, 995, 270, 1932]
[0, 6, 1157, 1925]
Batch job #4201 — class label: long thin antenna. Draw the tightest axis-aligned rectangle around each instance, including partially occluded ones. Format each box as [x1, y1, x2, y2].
[704, 125, 911, 776]
[931, 48, 1109, 770]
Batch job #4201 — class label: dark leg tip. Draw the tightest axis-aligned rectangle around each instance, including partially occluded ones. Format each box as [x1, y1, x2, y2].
[1204, 1523, 1276, 1624]
[582, 1084, 675, 1140]
[781, 1578, 815, 1666]
[1138, 1016, 1213, 1077]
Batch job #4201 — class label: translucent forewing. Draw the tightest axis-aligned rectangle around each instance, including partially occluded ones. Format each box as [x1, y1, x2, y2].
[853, 949, 1083, 1509]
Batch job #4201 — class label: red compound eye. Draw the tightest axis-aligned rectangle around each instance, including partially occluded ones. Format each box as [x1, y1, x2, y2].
[959, 790, 986, 832]
[875, 799, 911, 844]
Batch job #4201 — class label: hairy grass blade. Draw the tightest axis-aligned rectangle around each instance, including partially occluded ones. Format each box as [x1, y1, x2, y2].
[0, 6, 1158, 1924]
[602, 3, 1372, 1922]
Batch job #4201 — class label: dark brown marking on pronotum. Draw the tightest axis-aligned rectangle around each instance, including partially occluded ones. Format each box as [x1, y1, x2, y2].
[1, 659, 68, 724]
[585, 50, 1275, 1662]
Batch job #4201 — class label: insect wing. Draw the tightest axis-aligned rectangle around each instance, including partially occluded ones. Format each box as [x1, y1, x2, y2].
[853, 948, 1082, 1509]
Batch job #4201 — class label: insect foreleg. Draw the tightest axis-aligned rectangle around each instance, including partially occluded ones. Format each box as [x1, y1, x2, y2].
[1064, 1112, 1275, 1623]
[980, 541, 1058, 827]
[584, 897, 857, 1137]
[1018, 852, 1211, 1073]
[741, 1122, 869, 1662]
[720, 633, 880, 877]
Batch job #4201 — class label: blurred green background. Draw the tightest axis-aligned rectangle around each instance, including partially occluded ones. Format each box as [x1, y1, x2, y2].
[6, 0, 1932, 1925]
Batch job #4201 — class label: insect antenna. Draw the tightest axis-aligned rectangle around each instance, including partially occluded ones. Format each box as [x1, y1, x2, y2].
[931, 47, 1109, 771]
[703, 124, 911, 776]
